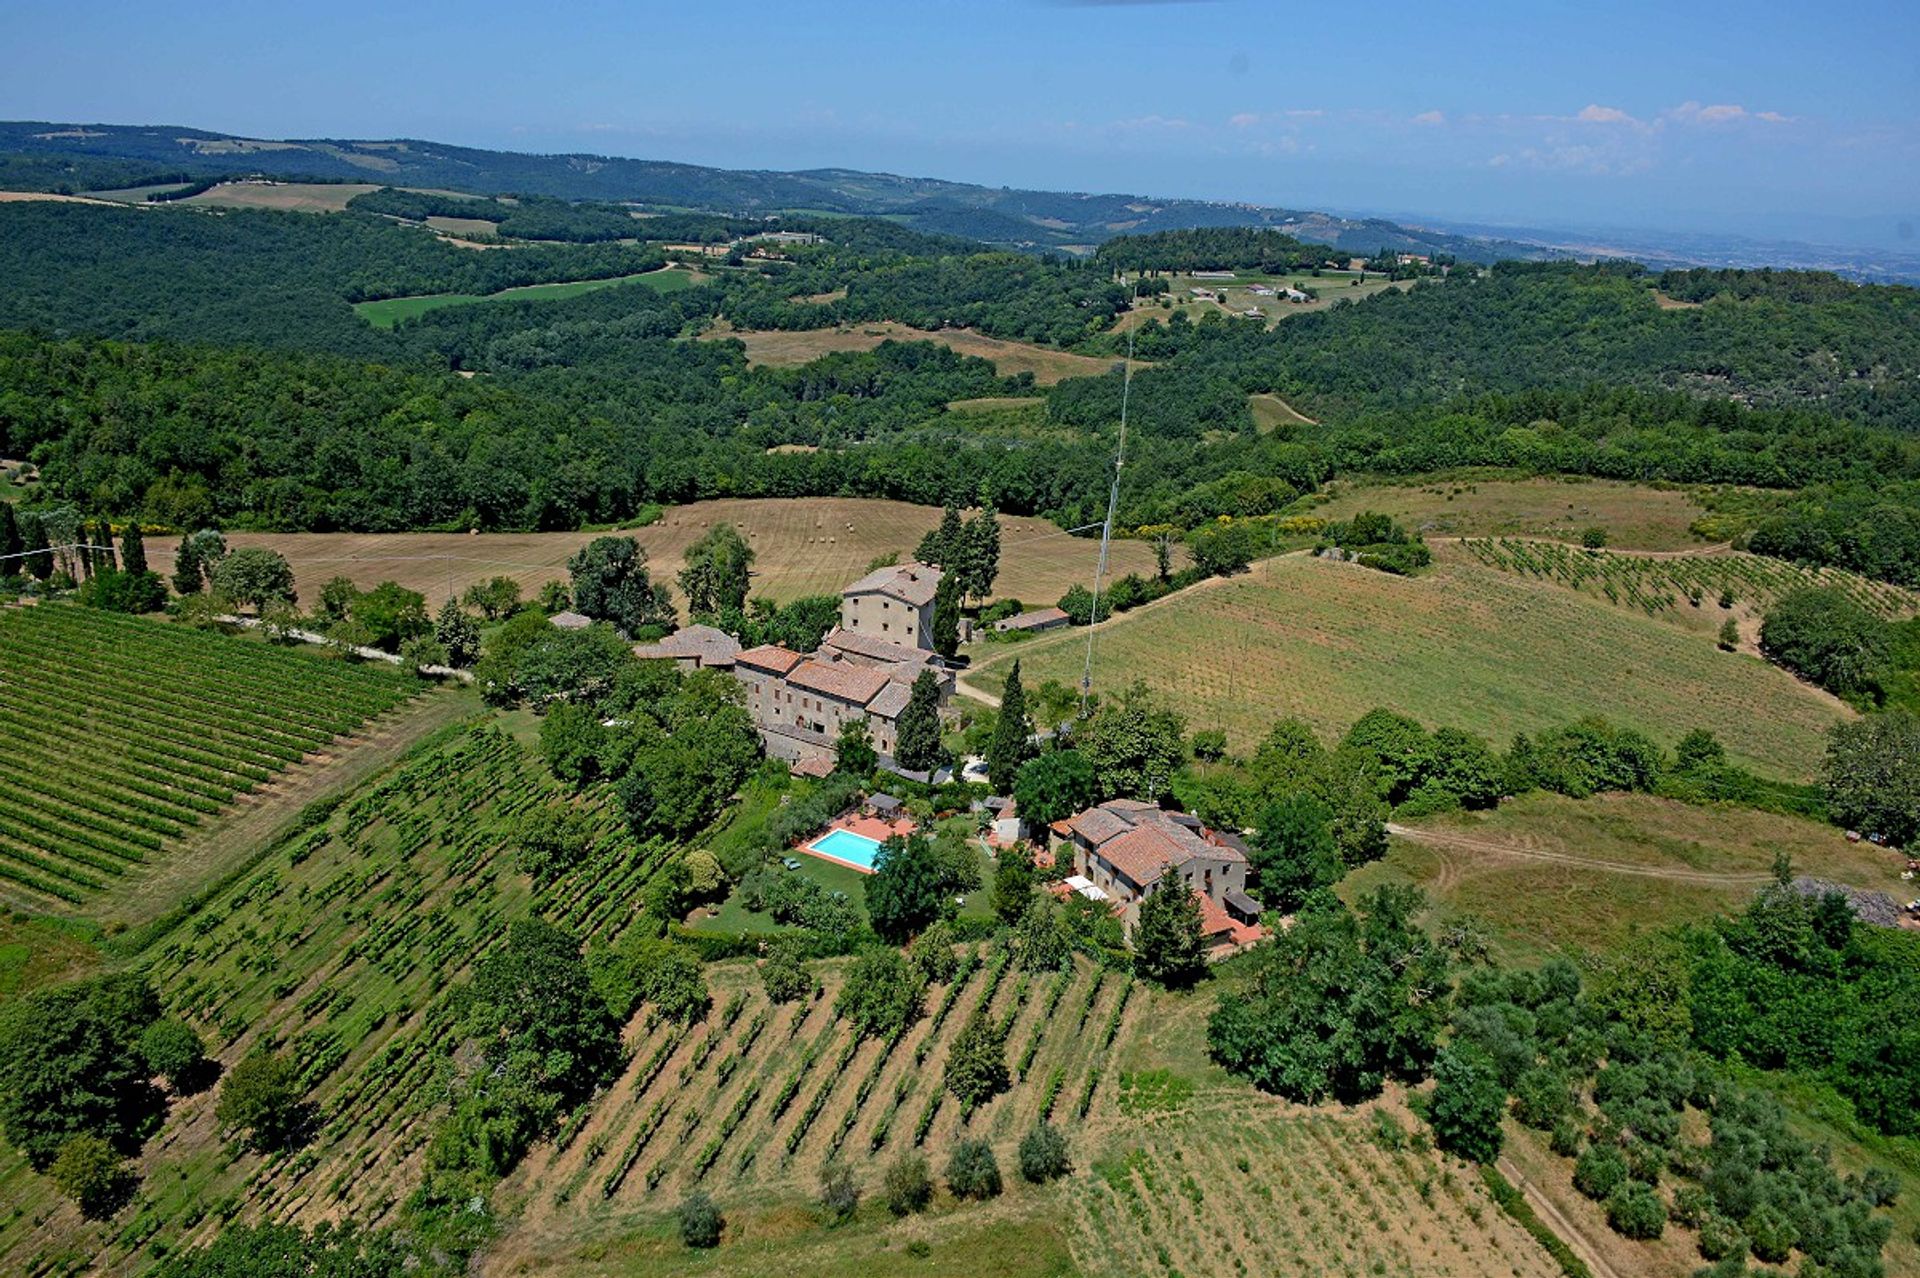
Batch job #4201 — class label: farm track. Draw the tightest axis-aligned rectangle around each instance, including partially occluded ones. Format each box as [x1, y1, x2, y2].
[1385, 822, 1777, 885]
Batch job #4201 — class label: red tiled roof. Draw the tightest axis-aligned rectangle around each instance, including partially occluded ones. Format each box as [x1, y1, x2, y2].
[788, 659, 890, 705]
[1093, 825, 1188, 887]
[736, 644, 805, 675]
[790, 755, 836, 779]
[821, 627, 934, 667]
[1068, 807, 1132, 845]
[1194, 890, 1241, 939]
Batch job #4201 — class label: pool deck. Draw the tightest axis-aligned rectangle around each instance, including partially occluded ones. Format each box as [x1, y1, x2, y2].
[799, 814, 917, 875]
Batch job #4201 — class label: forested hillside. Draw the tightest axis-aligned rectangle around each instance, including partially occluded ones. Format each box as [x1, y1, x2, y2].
[3, 199, 1917, 584]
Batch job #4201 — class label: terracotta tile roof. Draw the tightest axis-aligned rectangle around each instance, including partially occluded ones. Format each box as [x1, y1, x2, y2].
[790, 755, 836, 779]
[1092, 825, 1190, 888]
[842, 561, 941, 607]
[821, 626, 934, 667]
[736, 644, 805, 675]
[1068, 807, 1132, 845]
[788, 659, 890, 705]
[1193, 889, 1241, 939]
[866, 679, 911, 720]
[632, 623, 742, 667]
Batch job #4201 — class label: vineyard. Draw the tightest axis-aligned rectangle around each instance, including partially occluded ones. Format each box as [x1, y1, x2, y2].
[1459, 538, 1920, 622]
[0, 605, 415, 908]
[504, 944, 1142, 1229]
[0, 724, 675, 1278]
[1066, 1100, 1564, 1278]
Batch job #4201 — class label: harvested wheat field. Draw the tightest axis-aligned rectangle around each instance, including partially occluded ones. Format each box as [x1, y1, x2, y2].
[181, 180, 382, 212]
[699, 322, 1142, 385]
[184, 498, 1150, 615]
[1312, 476, 1712, 551]
[964, 553, 1849, 780]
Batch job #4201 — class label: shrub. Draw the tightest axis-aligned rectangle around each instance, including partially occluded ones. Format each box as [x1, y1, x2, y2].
[49, 1134, 134, 1219]
[946, 1138, 1002, 1200]
[1605, 1180, 1666, 1239]
[1428, 1043, 1505, 1163]
[1581, 526, 1608, 549]
[1669, 1183, 1714, 1229]
[1573, 1144, 1628, 1201]
[1511, 1066, 1571, 1131]
[1018, 1123, 1071, 1183]
[215, 1050, 305, 1152]
[945, 1011, 1011, 1106]
[138, 1018, 208, 1092]
[819, 1160, 860, 1223]
[1548, 1115, 1585, 1158]
[1696, 1213, 1746, 1261]
[883, 1152, 933, 1216]
[908, 920, 961, 984]
[677, 1191, 723, 1249]
[1743, 1204, 1797, 1264]
[759, 939, 813, 1004]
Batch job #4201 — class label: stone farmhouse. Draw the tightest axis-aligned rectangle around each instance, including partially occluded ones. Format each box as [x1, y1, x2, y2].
[642, 562, 952, 775]
[1051, 799, 1266, 955]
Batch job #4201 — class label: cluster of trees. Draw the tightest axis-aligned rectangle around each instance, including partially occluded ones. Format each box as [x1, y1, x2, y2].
[533, 650, 761, 841]
[0, 973, 214, 1217]
[1092, 227, 1343, 274]
[1319, 510, 1432, 575]
[347, 188, 656, 243]
[1759, 586, 1918, 707]
[914, 504, 1002, 607]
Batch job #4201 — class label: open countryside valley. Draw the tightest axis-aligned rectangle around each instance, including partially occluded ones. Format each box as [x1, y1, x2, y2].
[3, 7, 1920, 1277]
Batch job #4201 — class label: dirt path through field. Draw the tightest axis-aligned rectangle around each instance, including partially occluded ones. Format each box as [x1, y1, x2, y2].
[1497, 1156, 1626, 1278]
[1386, 822, 1776, 885]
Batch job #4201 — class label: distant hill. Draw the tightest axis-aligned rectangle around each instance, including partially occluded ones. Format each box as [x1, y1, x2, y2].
[0, 120, 1554, 262]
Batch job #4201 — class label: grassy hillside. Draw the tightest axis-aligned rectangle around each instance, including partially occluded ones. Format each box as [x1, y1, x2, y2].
[964, 553, 1850, 780]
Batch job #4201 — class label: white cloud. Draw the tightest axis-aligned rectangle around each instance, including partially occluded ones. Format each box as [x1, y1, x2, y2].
[1411, 109, 1446, 125]
[1668, 100, 1748, 125]
[1576, 104, 1637, 125]
[1227, 112, 1261, 129]
[1755, 110, 1794, 124]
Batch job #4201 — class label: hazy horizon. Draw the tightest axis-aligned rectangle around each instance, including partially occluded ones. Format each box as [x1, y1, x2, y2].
[5, 0, 1916, 251]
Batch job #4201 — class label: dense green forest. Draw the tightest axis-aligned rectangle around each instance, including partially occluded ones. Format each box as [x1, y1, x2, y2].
[1092, 226, 1350, 273]
[3, 200, 1918, 582]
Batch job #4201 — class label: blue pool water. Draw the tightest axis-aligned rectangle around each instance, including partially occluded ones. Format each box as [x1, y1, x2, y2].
[807, 828, 883, 871]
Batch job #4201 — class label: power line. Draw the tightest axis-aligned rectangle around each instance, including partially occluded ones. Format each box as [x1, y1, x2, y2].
[1080, 291, 1139, 715]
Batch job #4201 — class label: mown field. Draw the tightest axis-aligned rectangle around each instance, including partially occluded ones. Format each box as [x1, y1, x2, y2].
[698, 322, 1140, 385]
[180, 181, 383, 213]
[354, 266, 702, 328]
[200, 497, 1153, 613]
[1346, 791, 1907, 962]
[0, 605, 415, 909]
[1309, 476, 1712, 551]
[963, 553, 1850, 780]
[0, 723, 669, 1277]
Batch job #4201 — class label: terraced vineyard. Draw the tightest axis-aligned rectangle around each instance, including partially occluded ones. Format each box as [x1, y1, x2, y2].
[1459, 538, 1920, 621]
[0, 605, 414, 906]
[507, 947, 1139, 1224]
[0, 724, 677, 1276]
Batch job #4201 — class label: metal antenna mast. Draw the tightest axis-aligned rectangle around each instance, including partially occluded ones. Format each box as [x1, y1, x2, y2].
[1080, 301, 1137, 715]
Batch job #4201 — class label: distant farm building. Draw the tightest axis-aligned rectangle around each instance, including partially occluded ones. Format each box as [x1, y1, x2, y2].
[1050, 799, 1266, 956]
[993, 606, 1070, 635]
[631, 623, 741, 671]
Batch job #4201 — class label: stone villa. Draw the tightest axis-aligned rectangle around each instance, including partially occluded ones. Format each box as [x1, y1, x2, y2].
[639, 561, 952, 774]
[1051, 799, 1266, 954]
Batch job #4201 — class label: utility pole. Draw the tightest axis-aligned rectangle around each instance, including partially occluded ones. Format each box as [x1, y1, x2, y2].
[1080, 290, 1139, 717]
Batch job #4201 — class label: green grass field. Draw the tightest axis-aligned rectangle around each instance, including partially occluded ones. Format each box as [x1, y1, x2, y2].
[1343, 791, 1903, 962]
[354, 267, 701, 328]
[963, 553, 1850, 780]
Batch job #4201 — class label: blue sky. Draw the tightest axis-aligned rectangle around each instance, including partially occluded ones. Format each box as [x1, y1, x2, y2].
[4, 0, 1916, 246]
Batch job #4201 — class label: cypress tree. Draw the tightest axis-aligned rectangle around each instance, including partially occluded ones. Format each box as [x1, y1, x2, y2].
[119, 521, 147, 576]
[894, 670, 945, 773]
[931, 571, 960, 659]
[916, 502, 965, 569]
[171, 535, 202, 594]
[22, 514, 52, 582]
[94, 521, 116, 575]
[962, 506, 1000, 603]
[0, 503, 19, 579]
[986, 660, 1032, 794]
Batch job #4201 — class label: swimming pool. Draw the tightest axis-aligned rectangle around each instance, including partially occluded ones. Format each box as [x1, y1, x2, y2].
[806, 828, 884, 872]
